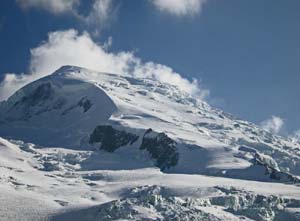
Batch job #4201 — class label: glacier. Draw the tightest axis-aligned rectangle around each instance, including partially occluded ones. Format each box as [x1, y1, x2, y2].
[0, 65, 299, 220]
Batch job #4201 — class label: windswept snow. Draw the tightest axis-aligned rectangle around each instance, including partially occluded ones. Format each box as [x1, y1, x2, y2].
[0, 65, 300, 220]
[0, 137, 300, 220]
[0, 69, 117, 148]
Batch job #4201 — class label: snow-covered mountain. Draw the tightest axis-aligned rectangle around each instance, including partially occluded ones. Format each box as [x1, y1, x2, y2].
[0, 66, 300, 220]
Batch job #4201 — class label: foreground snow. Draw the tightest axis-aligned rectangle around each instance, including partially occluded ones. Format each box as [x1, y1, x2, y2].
[0, 137, 300, 221]
[0, 66, 300, 220]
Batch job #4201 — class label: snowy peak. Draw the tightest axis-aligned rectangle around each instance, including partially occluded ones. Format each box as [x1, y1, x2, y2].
[0, 68, 117, 147]
[0, 66, 300, 184]
[1, 65, 300, 221]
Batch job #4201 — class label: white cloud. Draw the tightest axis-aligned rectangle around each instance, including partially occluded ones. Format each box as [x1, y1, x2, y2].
[77, 0, 116, 35]
[0, 29, 208, 101]
[16, 0, 79, 14]
[151, 0, 207, 16]
[260, 116, 284, 134]
[0, 73, 31, 101]
[16, 0, 115, 32]
[83, 0, 113, 26]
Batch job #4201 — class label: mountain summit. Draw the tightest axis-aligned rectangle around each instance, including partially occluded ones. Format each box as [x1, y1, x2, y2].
[0, 66, 300, 220]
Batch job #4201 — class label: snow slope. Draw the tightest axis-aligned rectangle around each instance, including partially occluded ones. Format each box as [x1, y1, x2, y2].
[0, 65, 300, 220]
[0, 137, 300, 221]
[0, 68, 117, 148]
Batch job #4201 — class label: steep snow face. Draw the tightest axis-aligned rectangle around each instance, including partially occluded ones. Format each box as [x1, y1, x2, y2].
[0, 65, 300, 183]
[0, 66, 299, 221]
[58, 66, 300, 180]
[0, 68, 117, 148]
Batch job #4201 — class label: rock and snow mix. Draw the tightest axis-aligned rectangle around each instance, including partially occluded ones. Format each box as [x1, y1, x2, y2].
[0, 66, 300, 220]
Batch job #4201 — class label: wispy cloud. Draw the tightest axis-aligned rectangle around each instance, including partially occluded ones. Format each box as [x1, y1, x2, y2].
[260, 116, 284, 134]
[0, 73, 32, 101]
[151, 0, 207, 16]
[0, 29, 209, 101]
[77, 0, 118, 35]
[288, 130, 300, 142]
[16, 0, 116, 33]
[293, 130, 300, 139]
[16, 0, 80, 14]
[81, 0, 114, 26]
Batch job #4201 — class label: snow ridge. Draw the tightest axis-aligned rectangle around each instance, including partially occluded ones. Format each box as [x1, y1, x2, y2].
[0, 66, 300, 220]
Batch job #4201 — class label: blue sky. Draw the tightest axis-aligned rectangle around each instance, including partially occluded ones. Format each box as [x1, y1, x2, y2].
[0, 0, 299, 135]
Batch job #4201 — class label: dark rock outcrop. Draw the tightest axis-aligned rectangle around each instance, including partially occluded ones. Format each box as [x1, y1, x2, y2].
[89, 126, 179, 171]
[89, 125, 138, 152]
[140, 129, 179, 171]
[78, 97, 92, 113]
